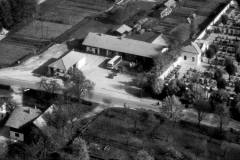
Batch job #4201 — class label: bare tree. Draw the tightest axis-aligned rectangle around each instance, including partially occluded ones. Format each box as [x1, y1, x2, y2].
[39, 78, 60, 94]
[64, 69, 94, 102]
[193, 99, 211, 128]
[162, 95, 182, 123]
[215, 103, 229, 133]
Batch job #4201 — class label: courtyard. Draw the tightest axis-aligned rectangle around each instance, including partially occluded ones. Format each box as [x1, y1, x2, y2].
[75, 52, 157, 108]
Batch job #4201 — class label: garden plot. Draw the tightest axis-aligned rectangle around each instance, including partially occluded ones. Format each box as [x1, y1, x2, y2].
[0, 42, 35, 67]
[39, 0, 113, 25]
[15, 20, 72, 40]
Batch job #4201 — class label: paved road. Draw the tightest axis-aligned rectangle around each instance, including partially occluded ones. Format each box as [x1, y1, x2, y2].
[0, 74, 159, 112]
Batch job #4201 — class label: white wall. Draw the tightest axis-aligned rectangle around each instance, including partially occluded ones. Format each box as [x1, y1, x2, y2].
[159, 56, 182, 80]
[9, 130, 24, 141]
[181, 52, 198, 67]
[77, 57, 86, 69]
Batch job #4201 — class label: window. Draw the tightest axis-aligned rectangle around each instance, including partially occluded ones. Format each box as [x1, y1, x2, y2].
[15, 133, 20, 137]
[192, 57, 195, 62]
[184, 56, 187, 60]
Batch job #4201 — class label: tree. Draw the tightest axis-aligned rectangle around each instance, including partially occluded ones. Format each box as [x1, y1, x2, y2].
[44, 104, 85, 149]
[190, 83, 206, 101]
[64, 69, 94, 102]
[0, 0, 14, 28]
[134, 72, 153, 97]
[164, 79, 180, 96]
[214, 68, 223, 81]
[72, 137, 89, 160]
[235, 50, 240, 65]
[209, 89, 229, 110]
[221, 14, 228, 25]
[0, 97, 17, 113]
[225, 62, 237, 81]
[205, 46, 216, 64]
[217, 78, 227, 89]
[0, 136, 8, 159]
[215, 103, 229, 133]
[235, 80, 240, 94]
[21, 0, 38, 20]
[190, 72, 200, 83]
[225, 57, 232, 66]
[39, 78, 61, 94]
[63, 137, 89, 160]
[135, 150, 154, 160]
[8, 0, 21, 23]
[189, 15, 198, 39]
[193, 99, 211, 127]
[151, 77, 164, 96]
[180, 89, 194, 108]
[162, 95, 182, 121]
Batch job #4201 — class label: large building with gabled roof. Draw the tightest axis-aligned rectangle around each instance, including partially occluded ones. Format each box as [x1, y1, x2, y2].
[82, 32, 166, 62]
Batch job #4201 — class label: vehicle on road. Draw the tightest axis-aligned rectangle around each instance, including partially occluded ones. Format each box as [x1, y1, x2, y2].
[106, 55, 122, 69]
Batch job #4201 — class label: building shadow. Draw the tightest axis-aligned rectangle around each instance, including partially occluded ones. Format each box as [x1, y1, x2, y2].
[32, 58, 57, 76]
[98, 58, 110, 69]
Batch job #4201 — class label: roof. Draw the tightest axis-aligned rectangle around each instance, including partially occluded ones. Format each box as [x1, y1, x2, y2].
[5, 106, 41, 129]
[82, 32, 163, 58]
[114, 24, 132, 34]
[127, 32, 159, 43]
[151, 34, 169, 46]
[33, 105, 55, 129]
[48, 50, 84, 71]
[181, 42, 201, 55]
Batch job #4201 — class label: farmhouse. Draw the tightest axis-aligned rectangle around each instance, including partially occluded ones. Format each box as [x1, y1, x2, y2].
[48, 50, 86, 77]
[5, 106, 41, 141]
[112, 24, 132, 36]
[82, 32, 165, 62]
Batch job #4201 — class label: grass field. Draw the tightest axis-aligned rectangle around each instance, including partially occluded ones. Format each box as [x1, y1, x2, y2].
[0, 42, 35, 67]
[69, 19, 117, 39]
[39, 0, 113, 25]
[16, 20, 72, 40]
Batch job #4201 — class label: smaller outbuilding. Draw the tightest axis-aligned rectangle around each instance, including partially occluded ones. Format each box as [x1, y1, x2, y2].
[48, 50, 86, 77]
[112, 24, 132, 36]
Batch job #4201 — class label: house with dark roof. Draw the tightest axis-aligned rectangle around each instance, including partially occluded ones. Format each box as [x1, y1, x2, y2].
[48, 50, 86, 77]
[82, 32, 165, 62]
[5, 106, 41, 141]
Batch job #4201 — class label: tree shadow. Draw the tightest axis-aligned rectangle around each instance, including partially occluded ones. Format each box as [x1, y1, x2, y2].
[66, 39, 84, 51]
[111, 82, 151, 98]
